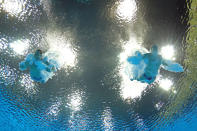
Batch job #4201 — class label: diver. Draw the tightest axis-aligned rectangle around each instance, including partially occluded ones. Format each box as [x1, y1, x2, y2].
[127, 45, 184, 84]
[19, 49, 59, 83]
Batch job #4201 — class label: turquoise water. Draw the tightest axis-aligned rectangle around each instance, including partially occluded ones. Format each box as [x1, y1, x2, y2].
[0, 0, 196, 130]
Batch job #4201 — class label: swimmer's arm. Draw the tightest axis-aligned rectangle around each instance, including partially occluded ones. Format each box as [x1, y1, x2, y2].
[42, 57, 53, 72]
[43, 56, 50, 65]
[19, 54, 34, 71]
[127, 56, 140, 65]
[161, 59, 184, 72]
[43, 56, 58, 72]
[45, 65, 56, 72]
[25, 54, 34, 65]
[142, 53, 151, 64]
[162, 60, 168, 66]
[20, 54, 38, 71]
[19, 61, 28, 71]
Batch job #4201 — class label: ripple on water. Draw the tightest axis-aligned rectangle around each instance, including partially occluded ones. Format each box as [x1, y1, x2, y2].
[0, 0, 196, 130]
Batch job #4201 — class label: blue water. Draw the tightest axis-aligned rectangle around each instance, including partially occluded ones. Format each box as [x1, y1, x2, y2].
[0, 0, 197, 130]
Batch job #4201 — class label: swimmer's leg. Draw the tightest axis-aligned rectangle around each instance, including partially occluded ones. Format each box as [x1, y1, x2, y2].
[137, 74, 155, 84]
[30, 74, 48, 83]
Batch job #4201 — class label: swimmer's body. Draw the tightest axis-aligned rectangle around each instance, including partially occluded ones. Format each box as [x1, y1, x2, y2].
[19, 50, 58, 83]
[127, 45, 184, 84]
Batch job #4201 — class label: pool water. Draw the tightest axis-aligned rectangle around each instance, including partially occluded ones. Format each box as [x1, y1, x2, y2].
[0, 0, 197, 130]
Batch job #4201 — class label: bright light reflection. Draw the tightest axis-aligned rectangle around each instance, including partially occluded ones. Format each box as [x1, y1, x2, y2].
[20, 74, 37, 95]
[46, 32, 77, 68]
[135, 115, 148, 130]
[173, 90, 177, 94]
[119, 39, 148, 100]
[1, 0, 25, 17]
[102, 107, 113, 130]
[161, 45, 175, 60]
[10, 39, 30, 55]
[155, 101, 164, 111]
[119, 38, 148, 63]
[68, 112, 89, 130]
[159, 78, 173, 91]
[0, 65, 17, 85]
[47, 101, 61, 117]
[0, 38, 8, 50]
[68, 91, 83, 111]
[116, 0, 137, 22]
[40, 0, 51, 17]
[121, 79, 147, 99]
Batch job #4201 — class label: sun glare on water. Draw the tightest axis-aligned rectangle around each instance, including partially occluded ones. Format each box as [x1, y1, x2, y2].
[1, 0, 24, 17]
[9, 39, 30, 55]
[102, 107, 114, 130]
[46, 32, 77, 68]
[161, 45, 175, 60]
[68, 91, 83, 112]
[159, 78, 173, 91]
[116, 0, 137, 22]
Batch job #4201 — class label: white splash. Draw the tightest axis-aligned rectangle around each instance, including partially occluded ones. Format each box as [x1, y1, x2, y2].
[116, 0, 137, 22]
[161, 45, 175, 60]
[119, 39, 148, 100]
[9, 39, 30, 55]
[120, 79, 147, 100]
[119, 38, 146, 63]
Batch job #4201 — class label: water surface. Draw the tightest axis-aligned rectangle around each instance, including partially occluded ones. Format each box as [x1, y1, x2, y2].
[0, 0, 196, 130]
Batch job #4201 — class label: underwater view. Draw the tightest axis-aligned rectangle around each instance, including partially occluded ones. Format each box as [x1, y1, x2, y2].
[0, 0, 197, 130]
